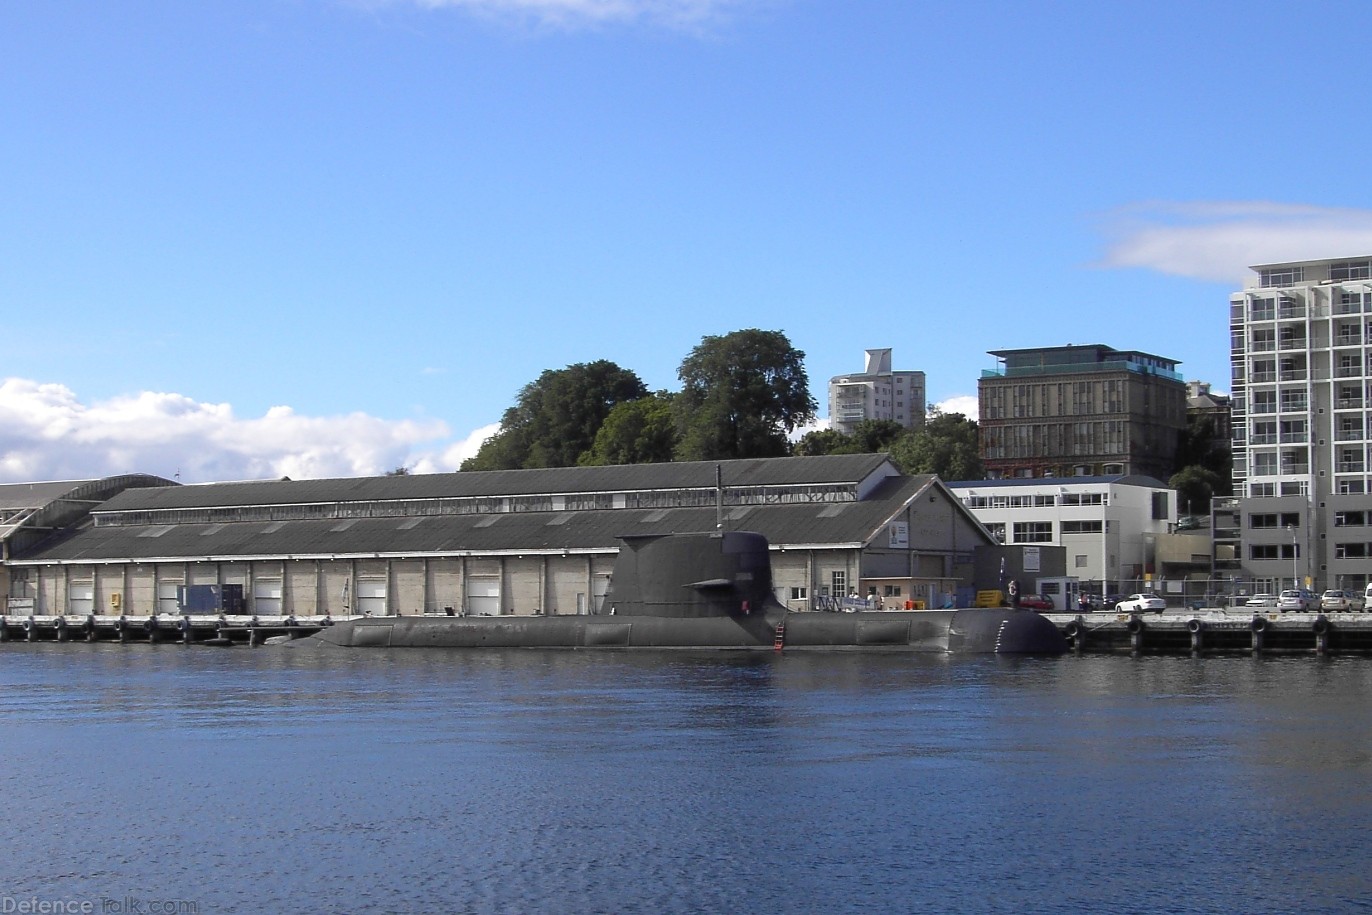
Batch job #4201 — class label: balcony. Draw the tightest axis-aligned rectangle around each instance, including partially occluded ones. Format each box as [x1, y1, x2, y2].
[1279, 432, 1309, 444]
[1281, 463, 1311, 476]
[1250, 433, 1277, 445]
[1337, 397, 1365, 410]
[1250, 340, 1276, 353]
[1250, 371, 1276, 383]
[1279, 370, 1308, 382]
[1335, 364, 1365, 378]
[1337, 430, 1366, 441]
[1336, 334, 1363, 347]
[1278, 338, 1308, 351]
[1338, 462, 1367, 474]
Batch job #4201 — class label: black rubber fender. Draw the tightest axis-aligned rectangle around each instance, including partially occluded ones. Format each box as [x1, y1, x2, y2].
[1187, 618, 1204, 634]
[1064, 619, 1083, 639]
[1127, 616, 1146, 634]
[1251, 615, 1269, 633]
[1313, 615, 1330, 635]
[144, 615, 158, 632]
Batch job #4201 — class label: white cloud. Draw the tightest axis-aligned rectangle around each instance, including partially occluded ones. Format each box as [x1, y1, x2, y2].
[410, 422, 501, 472]
[391, 0, 754, 29]
[1097, 201, 1372, 284]
[933, 395, 978, 422]
[786, 415, 829, 442]
[0, 377, 475, 484]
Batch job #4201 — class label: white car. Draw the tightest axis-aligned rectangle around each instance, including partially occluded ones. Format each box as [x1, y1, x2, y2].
[1116, 592, 1166, 613]
[1245, 593, 1277, 608]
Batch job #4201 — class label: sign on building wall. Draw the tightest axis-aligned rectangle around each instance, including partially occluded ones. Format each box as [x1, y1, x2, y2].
[1024, 546, 1041, 572]
[888, 522, 909, 549]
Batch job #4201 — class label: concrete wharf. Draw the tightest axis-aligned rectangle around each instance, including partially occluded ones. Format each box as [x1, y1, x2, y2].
[8, 609, 1372, 656]
[1044, 610, 1372, 655]
[0, 613, 340, 647]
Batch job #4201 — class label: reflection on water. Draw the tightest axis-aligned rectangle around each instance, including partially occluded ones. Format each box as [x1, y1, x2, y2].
[1, 644, 1370, 913]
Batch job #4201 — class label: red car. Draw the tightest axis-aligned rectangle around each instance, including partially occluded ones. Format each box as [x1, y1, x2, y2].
[1018, 594, 1054, 611]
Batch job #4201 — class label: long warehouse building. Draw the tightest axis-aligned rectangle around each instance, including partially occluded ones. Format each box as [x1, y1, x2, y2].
[1, 454, 996, 618]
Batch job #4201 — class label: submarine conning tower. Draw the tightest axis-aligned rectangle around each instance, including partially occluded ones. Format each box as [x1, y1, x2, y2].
[603, 530, 787, 619]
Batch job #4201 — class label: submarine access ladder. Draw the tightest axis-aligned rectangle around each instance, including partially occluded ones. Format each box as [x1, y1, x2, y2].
[773, 620, 786, 651]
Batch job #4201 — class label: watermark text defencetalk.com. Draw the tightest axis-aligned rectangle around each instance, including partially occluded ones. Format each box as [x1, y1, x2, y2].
[0, 897, 198, 915]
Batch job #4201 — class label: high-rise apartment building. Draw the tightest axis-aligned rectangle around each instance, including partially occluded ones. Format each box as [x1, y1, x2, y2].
[1230, 255, 1372, 592]
[827, 349, 926, 436]
[978, 344, 1187, 481]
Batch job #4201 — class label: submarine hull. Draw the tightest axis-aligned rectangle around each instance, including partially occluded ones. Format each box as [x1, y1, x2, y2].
[298, 530, 1066, 654]
[304, 608, 1065, 654]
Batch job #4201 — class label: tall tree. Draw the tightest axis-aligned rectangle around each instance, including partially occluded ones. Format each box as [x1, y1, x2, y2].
[461, 360, 648, 471]
[674, 329, 816, 461]
[579, 391, 679, 466]
[888, 410, 983, 480]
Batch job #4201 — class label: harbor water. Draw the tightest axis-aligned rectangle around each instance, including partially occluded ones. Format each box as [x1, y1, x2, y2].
[2, 644, 1371, 914]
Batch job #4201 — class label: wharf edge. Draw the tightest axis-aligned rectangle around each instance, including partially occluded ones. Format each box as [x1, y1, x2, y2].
[1045, 610, 1372, 655]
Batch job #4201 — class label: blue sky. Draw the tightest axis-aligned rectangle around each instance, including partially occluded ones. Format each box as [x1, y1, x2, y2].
[6, 0, 1372, 482]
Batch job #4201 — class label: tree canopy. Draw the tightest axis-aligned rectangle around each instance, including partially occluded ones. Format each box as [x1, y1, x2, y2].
[1173, 413, 1232, 499]
[793, 419, 908, 457]
[578, 391, 679, 466]
[888, 411, 983, 480]
[461, 360, 648, 471]
[1170, 465, 1222, 516]
[673, 329, 816, 461]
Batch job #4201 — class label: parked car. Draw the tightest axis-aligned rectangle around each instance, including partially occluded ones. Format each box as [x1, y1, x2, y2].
[1077, 593, 1104, 612]
[1321, 589, 1365, 612]
[1277, 588, 1319, 612]
[1116, 592, 1166, 613]
[1245, 593, 1278, 608]
[1018, 594, 1054, 611]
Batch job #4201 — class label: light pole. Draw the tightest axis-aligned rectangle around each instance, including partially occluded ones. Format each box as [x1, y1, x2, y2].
[1287, 523, 1299, 590]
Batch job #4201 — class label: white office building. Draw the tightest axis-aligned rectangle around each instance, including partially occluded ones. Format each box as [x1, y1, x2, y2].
[828, 348, 926, 436]
[1230, 255, 1372, 593]
[946, 476, 1175, 594]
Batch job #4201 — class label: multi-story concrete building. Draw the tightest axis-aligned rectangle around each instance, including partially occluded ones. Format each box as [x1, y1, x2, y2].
[947, 475, 1175, 595]
[1230, 255, 1372, 593]
[827, 349, 926, 436]
[978, 344, 1187, 481]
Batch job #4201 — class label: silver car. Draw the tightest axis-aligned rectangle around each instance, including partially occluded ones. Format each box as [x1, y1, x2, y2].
[1321, 589, 1365, 612]
[1278, 589, 1319, 612]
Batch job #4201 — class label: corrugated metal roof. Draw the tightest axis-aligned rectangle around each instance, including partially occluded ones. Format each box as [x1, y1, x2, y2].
[0, 481, 97, 511]
[18, 473, 959, 563]
[93, 454, 894, 513]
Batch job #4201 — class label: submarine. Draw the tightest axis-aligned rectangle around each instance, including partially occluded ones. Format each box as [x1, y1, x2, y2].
[299, 530, 1067, 654]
